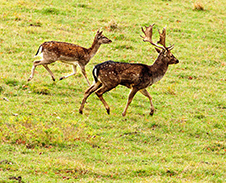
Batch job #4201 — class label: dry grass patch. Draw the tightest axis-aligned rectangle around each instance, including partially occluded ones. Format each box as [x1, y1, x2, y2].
[193, 1, 205, 11]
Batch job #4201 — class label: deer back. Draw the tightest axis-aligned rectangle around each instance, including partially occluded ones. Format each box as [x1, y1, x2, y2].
[93, 60, 153, 89]
[41, 41, 89, 62]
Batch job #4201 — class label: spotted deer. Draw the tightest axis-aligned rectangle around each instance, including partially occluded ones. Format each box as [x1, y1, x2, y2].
[27, 30, 112, 85]
[79, 24, 179, 116]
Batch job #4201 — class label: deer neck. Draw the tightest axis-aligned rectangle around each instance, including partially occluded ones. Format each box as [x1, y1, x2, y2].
[87, 39, 101, 59]
[149, 57, 169, 84]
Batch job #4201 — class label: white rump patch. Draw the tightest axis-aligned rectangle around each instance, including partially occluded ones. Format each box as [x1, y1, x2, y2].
[34, 46, 43, 60]
[93, 67, 98, 78]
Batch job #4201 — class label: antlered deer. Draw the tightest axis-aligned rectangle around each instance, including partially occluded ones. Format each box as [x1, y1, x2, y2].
[27, 30, 112, 85]
[79, 24, 179, 116]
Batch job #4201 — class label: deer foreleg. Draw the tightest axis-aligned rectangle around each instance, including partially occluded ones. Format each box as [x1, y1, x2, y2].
[43, 64, 55, 81]
[59, 65, 77, 81]
[122, 88, 138, 116]
[140, 89, 155, 115]
[79, 65, 91, 86]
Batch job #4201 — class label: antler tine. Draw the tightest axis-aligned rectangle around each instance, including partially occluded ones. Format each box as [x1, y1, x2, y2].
[140, 28, 146, 40]
[167, 44, 174, 50]
[140, 23, 154, 42]
[140, 24, 165, 50]
[157, 27, 166, 48]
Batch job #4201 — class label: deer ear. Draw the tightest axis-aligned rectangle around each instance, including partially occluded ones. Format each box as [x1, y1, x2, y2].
[97, 30, 102, 35]
[155, 48, 161, 53]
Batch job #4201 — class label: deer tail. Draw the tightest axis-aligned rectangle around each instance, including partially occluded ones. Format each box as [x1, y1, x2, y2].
[34, 45, 42, 57]
[92, 66, 99, 83]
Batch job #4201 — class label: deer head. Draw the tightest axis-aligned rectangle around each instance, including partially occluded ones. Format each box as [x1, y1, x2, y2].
[95, 30, 112, 44]
[141, 24, 179, 65]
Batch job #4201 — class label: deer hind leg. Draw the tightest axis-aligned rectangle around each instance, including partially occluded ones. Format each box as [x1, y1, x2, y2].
[59, 65, 77, 81]
[28, 60, 45, 81]
[28, 60, 39, 81]
[95, 85, 117, 115]
[43, 64, 55, 81]
[140, 89, 155, 115]
[122, 88, 139, 116]
[79, 81, 102, 114]
[28, 59, 56, 82]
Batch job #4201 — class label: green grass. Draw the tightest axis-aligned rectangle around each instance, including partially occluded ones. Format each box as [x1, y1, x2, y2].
[0, 0, 225, 182]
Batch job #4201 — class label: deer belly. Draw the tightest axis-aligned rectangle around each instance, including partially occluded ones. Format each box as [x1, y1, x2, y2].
[59, 56, 79, 65]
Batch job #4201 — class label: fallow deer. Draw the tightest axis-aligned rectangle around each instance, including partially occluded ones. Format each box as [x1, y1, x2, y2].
[79, 24, 179, 116]
[27, 30, 112, 85]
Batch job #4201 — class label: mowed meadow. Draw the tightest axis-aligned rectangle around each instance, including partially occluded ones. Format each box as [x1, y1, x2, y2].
[0, 0, 225, 182]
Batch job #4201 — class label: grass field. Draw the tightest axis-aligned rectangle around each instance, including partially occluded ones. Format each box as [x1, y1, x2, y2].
[0, 0, 225, 182]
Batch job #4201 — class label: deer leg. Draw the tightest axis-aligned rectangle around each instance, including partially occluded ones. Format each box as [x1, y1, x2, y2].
[79, 81, 102, 114]
[43, 64, 55, 81]
[140, 89, 155, 116]
[79, 65, 91, 86]
[95, 85, 115, 115]
[96, 94, 110, 114]
[122, 88, 138, 116]
[28, 60, 41, 81]
[28, 60, 56, 81]
[59, 65, 77, 81]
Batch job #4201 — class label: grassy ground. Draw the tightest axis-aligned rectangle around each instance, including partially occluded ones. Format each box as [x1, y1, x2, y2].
[0, 0, 225, 182]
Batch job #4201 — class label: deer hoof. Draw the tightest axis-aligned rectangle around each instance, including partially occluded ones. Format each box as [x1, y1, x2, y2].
[79, 109, 83, 114]
[150, 110, 154, 116]
[28, 76, 32, 81]
[106, 108, 110, 115]
[59, 77, 64, 80]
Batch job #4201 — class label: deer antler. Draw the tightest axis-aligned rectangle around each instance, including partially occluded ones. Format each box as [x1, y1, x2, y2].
[140, 24, 165, 50]
[157, 27, 166, 47]
[140, 23, 155, 42]
[158, 27, 175, 50]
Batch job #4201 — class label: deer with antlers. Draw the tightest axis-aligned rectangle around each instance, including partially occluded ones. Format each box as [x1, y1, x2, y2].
[79, 24, 179, 116]
[27, 30, 112, 85]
